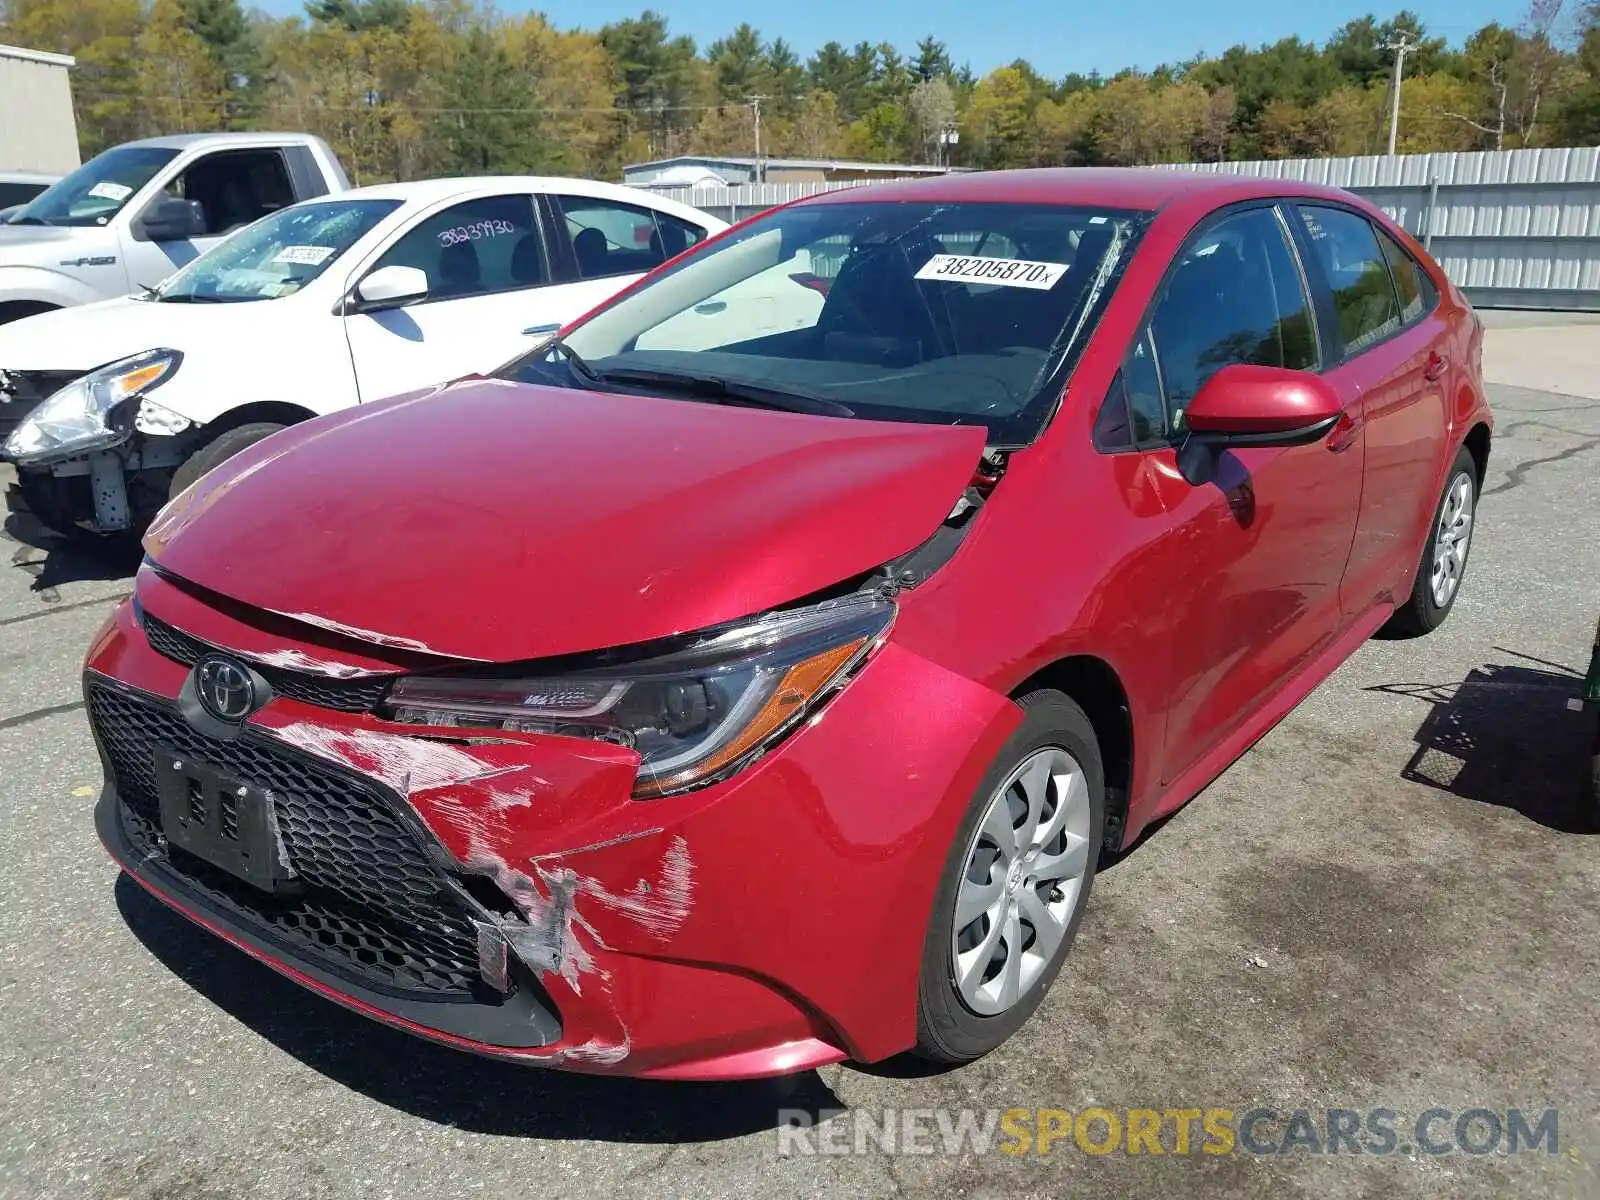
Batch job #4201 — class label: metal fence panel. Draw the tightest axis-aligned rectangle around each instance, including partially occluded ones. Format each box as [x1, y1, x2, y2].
[636, 147, 1600, 310]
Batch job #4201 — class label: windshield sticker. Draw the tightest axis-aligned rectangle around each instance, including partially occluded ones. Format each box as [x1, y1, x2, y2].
[915, 254, 1070, 291]
[273, 244, 336, 266]
[87, 181, 133, 202]
[438, 219, 519, 248]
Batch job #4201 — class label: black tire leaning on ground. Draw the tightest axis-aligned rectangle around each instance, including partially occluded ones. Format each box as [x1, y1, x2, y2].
[914, 689, 1106, 1065]
[169, 422, 287, 499]
[1383, 444, 1479, 638]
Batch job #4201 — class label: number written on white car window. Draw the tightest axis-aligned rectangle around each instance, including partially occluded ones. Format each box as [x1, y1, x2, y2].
[438, 219, 517, 248]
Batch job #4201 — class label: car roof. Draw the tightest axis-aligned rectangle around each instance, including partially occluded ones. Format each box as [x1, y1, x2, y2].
[805, 167, 1359, 212]
[115, 132, 326, 152]
[334, 175, 722, 214]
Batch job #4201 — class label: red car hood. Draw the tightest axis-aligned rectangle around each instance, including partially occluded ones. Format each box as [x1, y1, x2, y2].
[145, 378, 986, 663]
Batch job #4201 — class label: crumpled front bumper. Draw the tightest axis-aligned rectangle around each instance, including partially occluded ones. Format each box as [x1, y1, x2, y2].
[7, 441, 181, 536]
[84, 581, 1021, 1079]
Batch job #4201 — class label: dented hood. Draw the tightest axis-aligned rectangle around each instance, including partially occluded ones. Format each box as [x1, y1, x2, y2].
[146, 378, 986, 663]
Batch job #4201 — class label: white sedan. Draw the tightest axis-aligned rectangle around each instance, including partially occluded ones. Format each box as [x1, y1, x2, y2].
[0, 176, 726, 536]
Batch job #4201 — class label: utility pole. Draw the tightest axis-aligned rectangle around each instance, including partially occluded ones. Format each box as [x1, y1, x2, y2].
[748, 95, 769, 182]
[1381, 31, 1416, 156]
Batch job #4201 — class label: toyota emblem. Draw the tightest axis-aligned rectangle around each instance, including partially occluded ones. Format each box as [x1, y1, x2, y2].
[195, 657, 258, 722]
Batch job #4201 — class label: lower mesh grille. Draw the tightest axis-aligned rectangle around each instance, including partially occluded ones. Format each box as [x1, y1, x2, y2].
[87, 680, 488, 1000]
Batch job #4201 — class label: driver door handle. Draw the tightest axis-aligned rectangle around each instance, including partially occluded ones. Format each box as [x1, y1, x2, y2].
[1424, 351, 1449, 381]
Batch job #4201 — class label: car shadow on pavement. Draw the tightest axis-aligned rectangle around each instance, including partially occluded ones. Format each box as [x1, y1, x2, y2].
[113, 877, 844, 1142]
[1368, 658, 1596, 833]
[4, 514, 141, 595]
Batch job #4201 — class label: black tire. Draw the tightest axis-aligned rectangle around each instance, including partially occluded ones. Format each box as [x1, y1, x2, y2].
[1383, 445, 1478, 638]
[169, 422, 287, 498]
[913, 689, 1106, 1065]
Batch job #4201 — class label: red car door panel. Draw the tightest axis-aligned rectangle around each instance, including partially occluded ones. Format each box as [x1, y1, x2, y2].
[1292, 205, 1450, 619]
[1121, 204, 1365, 788]
[1150, 432, 1362, 787]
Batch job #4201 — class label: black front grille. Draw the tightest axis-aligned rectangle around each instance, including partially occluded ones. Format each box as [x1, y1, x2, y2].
[143, 613, 395, 713]
[87, 680, 488, 1000]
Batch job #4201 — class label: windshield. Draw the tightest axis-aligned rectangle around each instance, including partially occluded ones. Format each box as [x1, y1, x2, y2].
[11, 146, 178, 227]
[497, 200, 1147, 444]
[152, 199, 402, 303]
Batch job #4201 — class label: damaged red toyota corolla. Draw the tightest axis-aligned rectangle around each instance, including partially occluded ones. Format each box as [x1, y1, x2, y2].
[84, 169, 1493, 1079]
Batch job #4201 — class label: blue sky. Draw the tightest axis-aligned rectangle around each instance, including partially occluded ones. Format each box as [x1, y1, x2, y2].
[256, 0, 1519, 77]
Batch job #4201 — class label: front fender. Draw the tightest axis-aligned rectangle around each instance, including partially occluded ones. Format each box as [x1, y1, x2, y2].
[0, 265, 102, 310]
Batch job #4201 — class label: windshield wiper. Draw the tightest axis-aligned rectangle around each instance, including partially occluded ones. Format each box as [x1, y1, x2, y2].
[157, 293, 247, 304]
[594, 367, 856, 419]
[541, 336, 602, 384]
[7, 215, 47, 226]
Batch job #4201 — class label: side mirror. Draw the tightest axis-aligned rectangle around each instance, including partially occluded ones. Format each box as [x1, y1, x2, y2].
[137, 197, 207, 243]
[1176, 364, 1344, 485]
[352, 265, 429, 312]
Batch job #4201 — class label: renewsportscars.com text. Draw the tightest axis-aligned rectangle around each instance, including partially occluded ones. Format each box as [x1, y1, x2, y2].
[776, 1106, 1560, 1158]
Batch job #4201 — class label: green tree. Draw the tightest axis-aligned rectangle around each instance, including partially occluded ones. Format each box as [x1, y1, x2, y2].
[963, 65, 1033, 167]
[597, 11, 700, 160]
[427, 23, 543, 173]
[806, 41, 874, 120]
[706, 22, 763, 104]
[912, 35, 951, 81]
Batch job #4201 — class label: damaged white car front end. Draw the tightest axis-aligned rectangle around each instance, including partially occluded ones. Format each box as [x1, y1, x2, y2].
[3, 348, 194, 534]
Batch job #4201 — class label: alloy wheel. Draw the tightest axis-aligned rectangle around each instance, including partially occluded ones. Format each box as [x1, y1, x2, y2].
[1430, 472, 1475, 608]
[950, 746, 1093, 1016]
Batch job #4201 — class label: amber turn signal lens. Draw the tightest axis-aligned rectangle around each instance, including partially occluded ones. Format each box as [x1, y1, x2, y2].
[633, 637, 867, 797]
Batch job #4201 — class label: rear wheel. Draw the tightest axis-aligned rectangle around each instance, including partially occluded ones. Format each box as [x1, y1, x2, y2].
[1383, 446, 1477, 638]
[914, 690, 1105, 1065]
[169, 422, 287, 499]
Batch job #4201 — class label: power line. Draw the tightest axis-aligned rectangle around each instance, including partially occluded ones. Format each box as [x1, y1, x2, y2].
[65, 89, 737, 116]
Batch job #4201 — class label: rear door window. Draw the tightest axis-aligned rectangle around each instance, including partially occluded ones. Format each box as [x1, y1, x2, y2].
[1295, 205, 1404, 356]
[556, 196, 708, 279]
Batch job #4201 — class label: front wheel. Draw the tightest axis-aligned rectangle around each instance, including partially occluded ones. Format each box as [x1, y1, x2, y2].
[169, 422, 287, 499]
[1383, 445, 1478, 638]
[913, 690, 1105, 1065]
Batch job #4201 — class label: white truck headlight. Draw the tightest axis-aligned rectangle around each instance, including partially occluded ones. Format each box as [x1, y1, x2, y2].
[2, 348, 183, 465]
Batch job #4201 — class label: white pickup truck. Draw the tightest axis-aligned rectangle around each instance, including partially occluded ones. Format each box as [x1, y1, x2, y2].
[0, 131, 349, 327]
[1, 175, 727, 539]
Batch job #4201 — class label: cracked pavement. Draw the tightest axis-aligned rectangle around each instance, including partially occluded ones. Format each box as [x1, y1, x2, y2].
[0, 355, 1596, 1198]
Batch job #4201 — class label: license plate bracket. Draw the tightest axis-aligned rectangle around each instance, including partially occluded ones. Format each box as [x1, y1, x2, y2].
[154, 748, 285, 892]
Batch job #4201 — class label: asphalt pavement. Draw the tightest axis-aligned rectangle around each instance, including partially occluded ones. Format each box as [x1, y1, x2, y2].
[0, 374, 1596, 1200]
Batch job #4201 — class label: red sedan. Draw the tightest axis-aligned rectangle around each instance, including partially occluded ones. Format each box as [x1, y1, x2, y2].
[85, 168, 1492, 1079]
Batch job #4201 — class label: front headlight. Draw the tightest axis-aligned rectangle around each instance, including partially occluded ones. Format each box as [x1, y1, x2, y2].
[387, 593, 895, 797]
[2, 348, 182, 464]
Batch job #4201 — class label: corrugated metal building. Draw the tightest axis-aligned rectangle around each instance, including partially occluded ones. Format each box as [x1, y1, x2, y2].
[0, 43, 79, 173]
[635, 147, 1600, 311]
